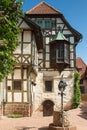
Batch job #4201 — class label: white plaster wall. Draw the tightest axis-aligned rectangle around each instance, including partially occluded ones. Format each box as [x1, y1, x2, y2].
[0, 82, 2, 105]
[0, 80, 6, 104]
[33, 72, 43, 111]
[34, 70, 74, 111]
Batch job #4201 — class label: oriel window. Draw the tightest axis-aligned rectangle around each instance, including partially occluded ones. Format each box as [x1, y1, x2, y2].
[56, 43, 64, 62]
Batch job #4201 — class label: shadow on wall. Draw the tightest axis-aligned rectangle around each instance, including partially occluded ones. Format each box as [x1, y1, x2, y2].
[78, 102, 87, 120]
[17, 126, 48, 130]
[17, 127, 37, 130]
[39, 126, 48, 130]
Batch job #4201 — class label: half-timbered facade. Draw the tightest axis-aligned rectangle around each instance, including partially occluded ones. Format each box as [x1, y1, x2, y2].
[0, 2, 82, 116]
[26, 2, 82, 116]
[0, 17, 42, 116]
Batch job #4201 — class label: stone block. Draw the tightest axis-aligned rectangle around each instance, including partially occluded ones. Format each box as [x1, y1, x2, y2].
[3, 103, 30, 116]
[53, 111, 70, 127]
[49, 124, 77, 130]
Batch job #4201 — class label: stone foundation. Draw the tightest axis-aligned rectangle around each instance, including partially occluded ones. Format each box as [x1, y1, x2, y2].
[3, 103, 32, 116]
[53, 111, 70, 127]
[49, 111, 76, 130]
[49, 124, 77, 130]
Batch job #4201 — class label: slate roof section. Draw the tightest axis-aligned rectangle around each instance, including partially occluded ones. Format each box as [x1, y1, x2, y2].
[26, 1, 61, 14]
[76, 57, 87, 78]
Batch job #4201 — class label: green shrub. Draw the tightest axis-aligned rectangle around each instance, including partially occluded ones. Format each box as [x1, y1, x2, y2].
[7, 113, 24, 118]
[72, 72, 81, 108]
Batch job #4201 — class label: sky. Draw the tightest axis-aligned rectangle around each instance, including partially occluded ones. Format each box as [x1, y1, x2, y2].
[22, 0, 87, 64]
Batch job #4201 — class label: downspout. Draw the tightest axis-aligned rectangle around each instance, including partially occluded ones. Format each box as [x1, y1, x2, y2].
[28, 68, 32, 116]
[30, 72, 32, 116]
[1, 78, 6, 116]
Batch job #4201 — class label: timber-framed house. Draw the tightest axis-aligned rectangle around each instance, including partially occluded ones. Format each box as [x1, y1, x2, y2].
[0, 2, 82, 116]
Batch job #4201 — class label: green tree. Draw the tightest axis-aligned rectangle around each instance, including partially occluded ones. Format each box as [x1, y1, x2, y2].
[0, 0, 23, 81]
[72, 72, 81, 108]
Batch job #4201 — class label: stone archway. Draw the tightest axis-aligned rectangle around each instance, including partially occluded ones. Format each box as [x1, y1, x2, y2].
[43, 100, 54, 116]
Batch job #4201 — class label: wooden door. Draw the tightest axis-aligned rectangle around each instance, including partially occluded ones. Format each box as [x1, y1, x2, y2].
[43, 100, 54, 116]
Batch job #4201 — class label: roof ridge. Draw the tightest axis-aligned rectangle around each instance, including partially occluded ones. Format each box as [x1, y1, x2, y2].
[26, 2, 43, 14]
[42, 1, 61, 14]
[26, 1, 61, 14]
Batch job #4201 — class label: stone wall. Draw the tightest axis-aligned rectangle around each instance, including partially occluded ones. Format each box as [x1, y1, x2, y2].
[53, 111, 70, 127]
[34, 70, 74, 112]
[3, 103, 31, 116]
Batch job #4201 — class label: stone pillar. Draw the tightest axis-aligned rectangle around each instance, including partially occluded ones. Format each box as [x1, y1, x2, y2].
[49, 111, 77, 130]
[53, 111, 70, 127]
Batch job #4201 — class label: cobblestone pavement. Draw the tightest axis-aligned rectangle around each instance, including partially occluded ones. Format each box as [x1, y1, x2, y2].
[0, 102, 87, 130]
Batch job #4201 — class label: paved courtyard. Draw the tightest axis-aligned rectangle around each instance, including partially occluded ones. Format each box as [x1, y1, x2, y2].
[0, 102, 87, 130]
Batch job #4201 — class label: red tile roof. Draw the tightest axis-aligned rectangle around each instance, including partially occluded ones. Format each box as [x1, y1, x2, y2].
[76, 57, 87, 78]
[26, 1, 61, 15]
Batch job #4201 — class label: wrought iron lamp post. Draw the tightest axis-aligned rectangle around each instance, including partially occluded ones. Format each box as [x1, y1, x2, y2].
[58, 75, 67, 127]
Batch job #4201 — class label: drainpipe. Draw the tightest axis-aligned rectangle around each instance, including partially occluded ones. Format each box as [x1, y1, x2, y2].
[1, 78, 5, 116]
[28, 72, 32, 117]
[30, 73, 32, 116]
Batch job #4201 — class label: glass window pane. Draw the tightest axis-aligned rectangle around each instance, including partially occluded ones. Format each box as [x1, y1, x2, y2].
[13, 80, 21, 90]
[45, 20, 51, 28]
[64, 44, 69, 59]
[36, 20, 43, 27]
[45, 81, 52, 92]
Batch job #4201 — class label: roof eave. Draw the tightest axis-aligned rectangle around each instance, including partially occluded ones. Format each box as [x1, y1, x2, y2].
[61, 14, 82, 44]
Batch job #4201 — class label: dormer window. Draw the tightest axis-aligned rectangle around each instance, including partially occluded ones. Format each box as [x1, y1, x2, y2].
[37, 20, 43, 27]
[45, 20, 51, 29]
[50, 31, 70, 70]
[36, 19, 54, 29]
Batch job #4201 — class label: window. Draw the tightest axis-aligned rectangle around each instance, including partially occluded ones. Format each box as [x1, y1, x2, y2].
[57, 44, 64, 61]
[7, 86, 11, 90]
[45, 81, 52, 92]
[13, 80, 22, 90]
[51, 20, 55, 28]
[50, 43, 64, 63]
[50, 42, 70, 67]
[64, 44, 69, 63]
[36, 19, 52, 29]
[36, 20, 43, 27]
[45, 20, 51, 29]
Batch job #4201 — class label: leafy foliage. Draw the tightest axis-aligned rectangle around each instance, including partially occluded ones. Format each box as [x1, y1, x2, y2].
[72, 72, 81, 108]
[0, 0, 23, 81]
[7, 113, 24, 118]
